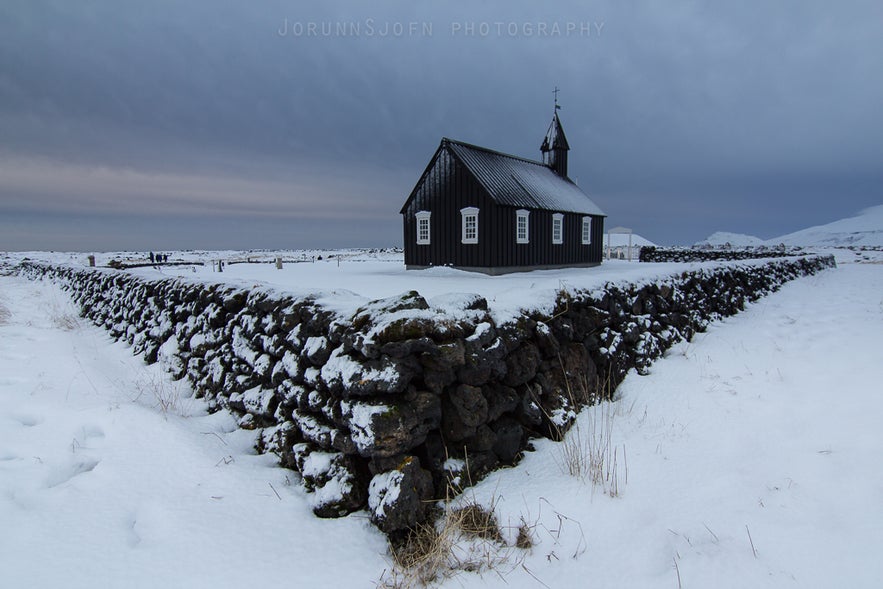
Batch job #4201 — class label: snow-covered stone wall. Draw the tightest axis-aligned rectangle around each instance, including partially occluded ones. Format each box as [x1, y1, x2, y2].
[639, 246, 805, 263]
[18, 255, 835, 534]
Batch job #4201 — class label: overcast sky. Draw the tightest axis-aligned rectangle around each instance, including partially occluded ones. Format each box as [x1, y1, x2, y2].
[2, 0, 881, 250]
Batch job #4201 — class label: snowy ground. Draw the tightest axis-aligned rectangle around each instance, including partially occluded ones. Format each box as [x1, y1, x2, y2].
[0, 277, 388, 588]
[2, 253, 882, 588]
[458, 258, 883, 588]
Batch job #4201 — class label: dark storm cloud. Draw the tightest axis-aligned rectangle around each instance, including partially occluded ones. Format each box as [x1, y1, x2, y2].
[1, 0, 881, 250]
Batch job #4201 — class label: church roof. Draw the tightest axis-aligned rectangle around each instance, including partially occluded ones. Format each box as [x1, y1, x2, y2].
[443, 138, 604, 216]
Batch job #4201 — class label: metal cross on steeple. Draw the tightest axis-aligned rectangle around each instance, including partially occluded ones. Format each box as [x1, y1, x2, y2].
[553, 86, 561, 110]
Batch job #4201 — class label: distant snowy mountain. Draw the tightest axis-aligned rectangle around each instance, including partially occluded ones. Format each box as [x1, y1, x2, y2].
[768, 204, 883, 247]
[695, 231, 764, 248]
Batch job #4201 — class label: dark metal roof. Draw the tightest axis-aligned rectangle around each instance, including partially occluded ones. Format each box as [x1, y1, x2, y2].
[444, 138, 605, 216]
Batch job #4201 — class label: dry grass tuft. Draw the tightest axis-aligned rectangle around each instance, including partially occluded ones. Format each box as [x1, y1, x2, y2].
[379, 499, 519, 588]
[384, 520, 450, 586]
[515, 520, 534, 550]
[554, 368, 628, 498]
[46, 295, 81, 330]
[131, 371, 193, 418]
[453, 503, 503, 543]
[50, 311, 80, 331]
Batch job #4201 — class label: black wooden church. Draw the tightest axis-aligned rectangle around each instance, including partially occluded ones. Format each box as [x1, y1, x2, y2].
[400, 110, 606, 274]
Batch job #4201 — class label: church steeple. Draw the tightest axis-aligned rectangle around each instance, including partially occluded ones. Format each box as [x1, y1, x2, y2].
[540, 88, 570, 178]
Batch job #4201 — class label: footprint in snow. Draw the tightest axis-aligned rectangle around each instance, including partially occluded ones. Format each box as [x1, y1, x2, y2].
[0, 376, 30, 387]
[79, 424, 105, 440]
[45, 458, 100, 488]
[10, 412, 44, 427]
[125, 515, 142, 548]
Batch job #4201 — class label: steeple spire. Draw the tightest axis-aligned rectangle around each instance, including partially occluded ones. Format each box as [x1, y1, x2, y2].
[541, 88, 570, 178]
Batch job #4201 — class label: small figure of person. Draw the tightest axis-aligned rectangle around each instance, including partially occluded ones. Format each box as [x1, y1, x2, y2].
[149, 252, 155, 263]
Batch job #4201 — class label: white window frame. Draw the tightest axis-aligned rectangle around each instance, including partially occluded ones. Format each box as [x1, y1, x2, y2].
[516, 209, 530, 244]
[461, 207, 479, 244]
[552, 213, 564, 245]
[415, 211, 431, 245]
[581, 216, 592, 245]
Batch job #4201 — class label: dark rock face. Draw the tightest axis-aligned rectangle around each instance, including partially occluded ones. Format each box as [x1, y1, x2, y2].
[504, 342, 540, 387]
[484, 383, 519, 422]
[16, 254, 836, 535]
[343, 393, 441, 458]
[368, 456, 434, 533]
[491, 416, 524, 463]
[442, 384, 488, 442]
[293, 444, 367, 518]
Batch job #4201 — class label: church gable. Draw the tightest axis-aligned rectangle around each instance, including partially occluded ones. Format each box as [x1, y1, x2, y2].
[401, 142, 489, 216]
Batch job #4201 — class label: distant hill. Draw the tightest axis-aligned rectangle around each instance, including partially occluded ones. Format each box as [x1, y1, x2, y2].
[768, 204, 883, 247]
[695, 231, 765, 248]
